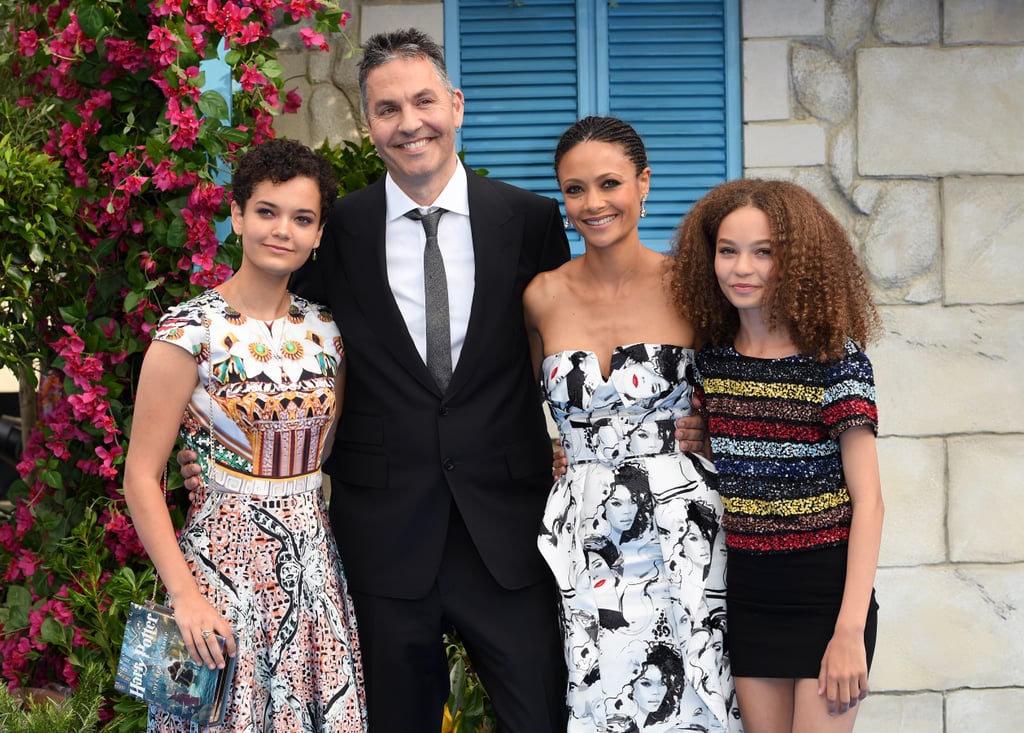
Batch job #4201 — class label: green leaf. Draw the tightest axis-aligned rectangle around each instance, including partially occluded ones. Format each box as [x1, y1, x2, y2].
[4, 584, 31, 627]
[39, 468, 65, 490]
[28, 240, 46, 266]
[220, 127, 250, 144]
[124, 290, 142, 313]
[166, 215, 188, 248]
[77, 5, 106, 39]
[40, 616, 72, 645]
[260, 59, 284, 79]
[197, 90, 230, 122]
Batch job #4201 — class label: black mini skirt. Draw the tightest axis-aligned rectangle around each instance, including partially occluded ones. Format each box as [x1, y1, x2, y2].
[725, 545, 878, 678]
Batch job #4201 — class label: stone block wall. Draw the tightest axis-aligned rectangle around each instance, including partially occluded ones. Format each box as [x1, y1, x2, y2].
[274, 1, 1024, 730]
[271, 1, 443, 146]
[743, 1, 1024, 730]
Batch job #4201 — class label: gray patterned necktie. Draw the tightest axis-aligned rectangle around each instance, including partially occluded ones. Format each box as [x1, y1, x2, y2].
[405, 207, 452, 391]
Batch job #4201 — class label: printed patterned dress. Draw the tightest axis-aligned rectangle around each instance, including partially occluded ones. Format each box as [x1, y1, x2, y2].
[150, 289, 367, 732]
[538, 343, 742, 733]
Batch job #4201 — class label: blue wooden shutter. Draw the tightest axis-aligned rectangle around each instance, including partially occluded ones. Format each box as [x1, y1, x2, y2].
[607, 1, 738, 248]
[450, 0, 579, 198]
[448, 0, 740, 255]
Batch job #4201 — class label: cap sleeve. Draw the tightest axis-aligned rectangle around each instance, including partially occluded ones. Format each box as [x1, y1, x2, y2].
[152, 299, 205, 361]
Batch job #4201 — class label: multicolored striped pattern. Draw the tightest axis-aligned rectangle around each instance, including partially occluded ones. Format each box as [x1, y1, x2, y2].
[696, 340, 877, 554]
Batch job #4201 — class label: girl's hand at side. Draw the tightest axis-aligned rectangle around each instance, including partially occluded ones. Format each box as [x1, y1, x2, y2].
[171, 588, 237, 669]
[817, 624, 869, 716]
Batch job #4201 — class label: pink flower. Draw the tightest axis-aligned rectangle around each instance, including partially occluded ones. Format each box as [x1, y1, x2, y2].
[147, 26, 179, 68]
[191, 249, 215, 272]
[188, 181, 225, 212]
[283, 88, 302, 114]
[0, 524, 15, 551]
[238, 63, 267, 92]
[105, 38, 147, 73]
[16, 550, 40, 578]
[50, 596, 74, 626]
[15, 503, 34, 536]
[18, 30, 39, 56]
[104, 509, 145, 562]
[28, 607, 47, 637]
[299, 27, 328, 52]
[62, 659, 79, 687]
[166, 101, 200, 150]
[2, 637, 33, 680]
[260, 80, 280, 109]
[151, 0, 184, 18]
[252, 110, 275, 144]
[151, 157, 199, 191]
[140, 251, 158, 274]
[287, 0, 320, 21]
[56, 325, 85, 355]
[95, 444, 123, 480]
[209, 0, 253, 39]
[67, 391, 103, 421]
[236, 21, 265, 46]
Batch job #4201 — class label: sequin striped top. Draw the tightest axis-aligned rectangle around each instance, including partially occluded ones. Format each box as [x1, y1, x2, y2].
[695, 339, 878, 555]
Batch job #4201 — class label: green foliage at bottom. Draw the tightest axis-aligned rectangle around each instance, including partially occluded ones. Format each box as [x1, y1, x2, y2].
[0, 662, 104, 733]
[443, 631, 496, 733]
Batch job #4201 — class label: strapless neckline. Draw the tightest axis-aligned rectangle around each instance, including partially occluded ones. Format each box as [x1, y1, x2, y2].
[542, 343, 690, 382]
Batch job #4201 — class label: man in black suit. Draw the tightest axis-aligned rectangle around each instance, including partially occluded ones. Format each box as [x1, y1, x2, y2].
[291, 28, 571, 732]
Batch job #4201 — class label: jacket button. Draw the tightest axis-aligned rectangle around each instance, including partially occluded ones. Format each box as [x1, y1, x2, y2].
[439, 406, 449, 416]
[443, 459, 455, 471]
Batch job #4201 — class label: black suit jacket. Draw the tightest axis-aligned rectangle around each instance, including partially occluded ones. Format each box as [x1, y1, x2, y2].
[292, 165, 570, 599]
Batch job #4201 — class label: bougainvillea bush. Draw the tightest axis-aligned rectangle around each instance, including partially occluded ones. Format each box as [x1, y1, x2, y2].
[0, 0, 349, 720]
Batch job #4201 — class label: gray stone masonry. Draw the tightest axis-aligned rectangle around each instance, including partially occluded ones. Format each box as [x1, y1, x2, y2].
[274, 1, 1024, 729]
[741, 1, 1024, 730]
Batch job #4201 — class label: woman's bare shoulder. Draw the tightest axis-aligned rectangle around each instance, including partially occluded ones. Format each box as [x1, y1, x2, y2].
[528, 257, 580, 296]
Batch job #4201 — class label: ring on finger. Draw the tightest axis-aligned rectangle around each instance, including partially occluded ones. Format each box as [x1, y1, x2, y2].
[201, 629, 213, 639]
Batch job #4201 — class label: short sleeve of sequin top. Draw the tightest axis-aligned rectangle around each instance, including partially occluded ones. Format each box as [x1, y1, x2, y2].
[822, 339, 878, 441]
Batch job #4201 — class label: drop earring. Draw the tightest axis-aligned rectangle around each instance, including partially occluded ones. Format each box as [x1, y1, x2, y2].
[563, 216, 572, 230]
[312, 247, 318, 262]
[640, 196, 648, 219]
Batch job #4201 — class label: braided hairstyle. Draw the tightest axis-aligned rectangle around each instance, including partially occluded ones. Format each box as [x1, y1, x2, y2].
[554, 116, 648, 177]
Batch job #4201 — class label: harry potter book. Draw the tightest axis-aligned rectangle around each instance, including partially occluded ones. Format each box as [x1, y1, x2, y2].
[115, 601, 236, 725]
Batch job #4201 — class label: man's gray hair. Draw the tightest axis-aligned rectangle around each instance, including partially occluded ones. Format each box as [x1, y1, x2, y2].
[358, 28, 455, 116]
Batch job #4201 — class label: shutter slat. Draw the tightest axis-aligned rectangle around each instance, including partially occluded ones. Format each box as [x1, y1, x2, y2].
[454, 0, 737, 253]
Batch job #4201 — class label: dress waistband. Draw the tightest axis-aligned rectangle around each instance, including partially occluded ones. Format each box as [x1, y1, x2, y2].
[558, 414, 680, 467]
[209, 465, 322, 497]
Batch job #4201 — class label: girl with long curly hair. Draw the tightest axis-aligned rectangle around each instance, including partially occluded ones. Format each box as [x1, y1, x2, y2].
[671, 178, 884, 733]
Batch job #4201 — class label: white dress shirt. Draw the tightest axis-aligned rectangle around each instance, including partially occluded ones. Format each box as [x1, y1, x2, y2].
[384, 164, 475, 373]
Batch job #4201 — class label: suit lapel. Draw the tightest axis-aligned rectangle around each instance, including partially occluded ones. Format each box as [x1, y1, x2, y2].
[341, 180, 440, 393]
[447, 170, 522, 396]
